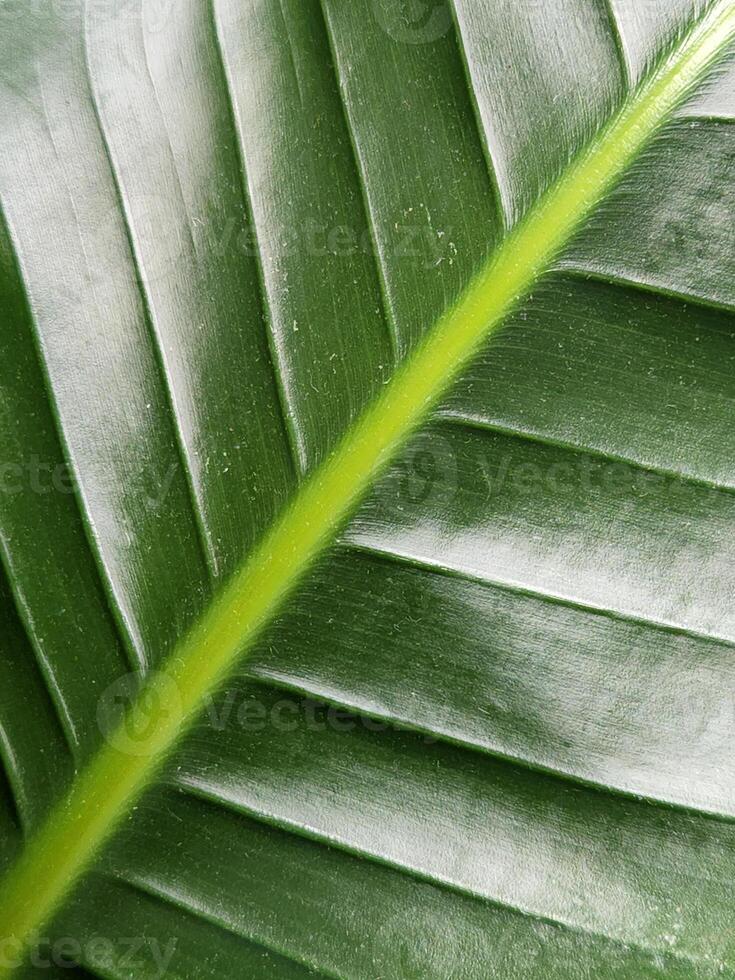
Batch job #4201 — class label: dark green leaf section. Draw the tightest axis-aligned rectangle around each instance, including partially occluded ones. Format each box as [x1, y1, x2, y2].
[210, 0, 396, 469]
[61, 786, 703, 980]
[445, 274, 735, 486]
[42, 685, 730, 978]
[14, 966, 98, 980]
[0, 4, 212, 679]
[84, 0, 299, 565]
[47, 875, 319, 980]
[0, 210, 126, 789]
[563, 121, 735, 308]
[321, 0, 502, 351]
[0, 572, 67, 841]
[350, 421, 735, 639]
[1, 0, 735, 977]
[451, 0, 626, 222]
[250, 541, 735, 816]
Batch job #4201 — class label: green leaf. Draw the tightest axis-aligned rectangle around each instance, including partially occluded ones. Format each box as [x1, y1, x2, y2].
[0, 1, 734, 976]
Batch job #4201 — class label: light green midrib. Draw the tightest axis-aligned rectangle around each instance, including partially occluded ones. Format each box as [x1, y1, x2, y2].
[1, 3, 734, 971]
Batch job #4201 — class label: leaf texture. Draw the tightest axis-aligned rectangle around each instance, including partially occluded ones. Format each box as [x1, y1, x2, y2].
[1, 1, 735, 977]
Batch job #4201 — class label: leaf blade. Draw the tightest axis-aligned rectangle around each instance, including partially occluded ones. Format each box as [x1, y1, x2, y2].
[1, 2, 734, 969]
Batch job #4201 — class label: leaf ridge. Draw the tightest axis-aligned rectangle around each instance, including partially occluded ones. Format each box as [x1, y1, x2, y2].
[0, 527, 81, 765]
[601, 0, 635, 86]
[208, 0, 308, 477]
[435, 409, 735, 495]
[245, 662, 735, 824]
[81, 18, 219, 587]
[113, 873, 340, 980]
[345, 538, 735, 649]
[0, 198, 125, 756]
[447, 0, 512, 232]
[169, 784, 718, 978]
[0, 721, 28, 841]
[559, 258, 735, 315]
[319, 0, 401, 362]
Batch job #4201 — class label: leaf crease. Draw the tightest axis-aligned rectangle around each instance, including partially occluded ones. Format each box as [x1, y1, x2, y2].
[175, 783, 718, 978]
[81, 15, 219, 587]
[208, 0, 308, 477]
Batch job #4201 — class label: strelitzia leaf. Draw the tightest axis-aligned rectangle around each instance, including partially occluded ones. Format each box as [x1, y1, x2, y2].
[0, 1, 734, 976]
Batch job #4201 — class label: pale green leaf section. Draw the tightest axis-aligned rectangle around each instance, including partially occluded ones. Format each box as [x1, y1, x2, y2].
[0, 2, 734, 971]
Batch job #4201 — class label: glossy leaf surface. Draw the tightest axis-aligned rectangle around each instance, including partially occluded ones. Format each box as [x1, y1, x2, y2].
[1, 1, 735, 977]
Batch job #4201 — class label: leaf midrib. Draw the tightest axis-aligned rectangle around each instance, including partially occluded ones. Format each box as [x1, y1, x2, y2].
[1, 2, 734, 971]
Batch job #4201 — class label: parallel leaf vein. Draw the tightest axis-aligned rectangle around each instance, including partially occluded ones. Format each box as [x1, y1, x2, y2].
[81, 18, 219, 588]
[208, 0, 307, 477]
[171, 783, 717, 978]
